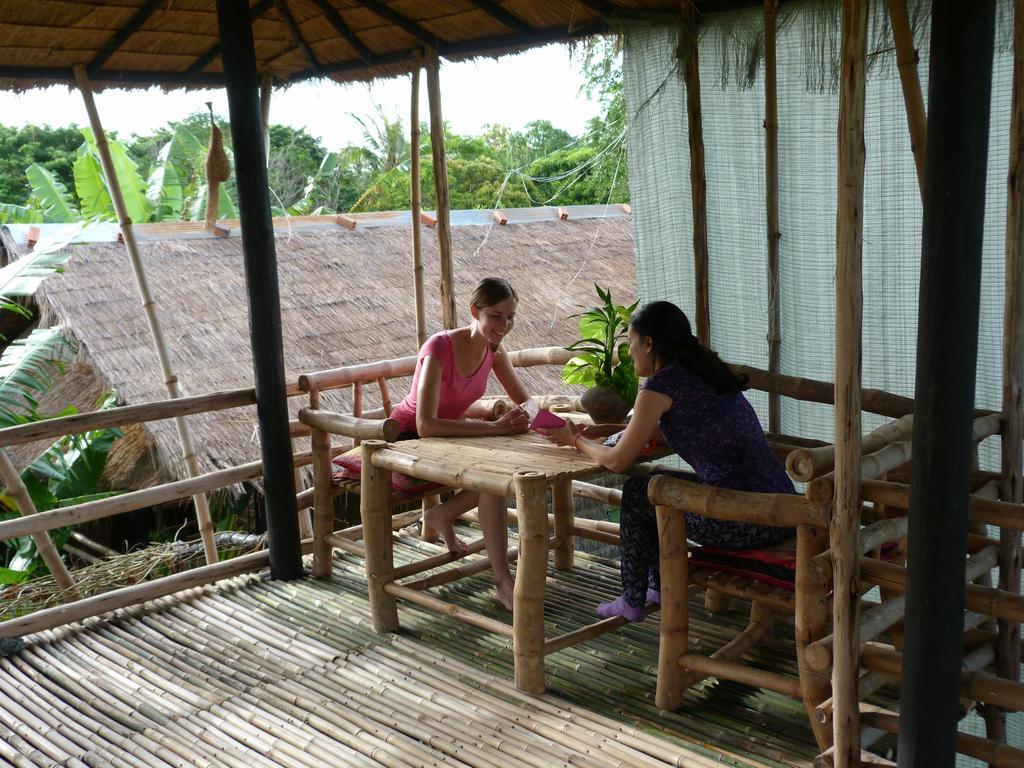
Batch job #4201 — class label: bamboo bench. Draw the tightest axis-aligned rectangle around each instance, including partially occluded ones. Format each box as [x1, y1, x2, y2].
[647, 410, 1024, 763]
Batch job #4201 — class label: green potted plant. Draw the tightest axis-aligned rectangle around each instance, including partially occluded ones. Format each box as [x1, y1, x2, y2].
[561, 285, 640, 423]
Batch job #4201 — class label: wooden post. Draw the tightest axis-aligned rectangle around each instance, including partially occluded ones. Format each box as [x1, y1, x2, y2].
[260, 72, 273, 167]
[552, 476, 574, 570]
[654, 504, 689, 710]
[73, 64, 219, 567]
[794, 524, 834, 750]
[998, 0, 1024, 715]
[309, 389, 334, 579]
[681, 2, 710, 347]
[361, 440, 398, 633]
[898, 4, 996, 767]
[764, 0, 782, 433]
[887, 0, 927, 198]
[425, 47, 457, 330]
[410, 52, 427, 349]
[215, 0, 302, 580]
[512, 471, 548, 693]
[0, 450, 73, 590]
[832, 1, 868, 763]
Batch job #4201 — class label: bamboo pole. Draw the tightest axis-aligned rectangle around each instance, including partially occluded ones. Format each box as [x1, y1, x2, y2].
[1000, 0, 1024, 704]
[424, 46, 456, 330]
[297, 407, 400, 441]
[654, 503, 689, 709]
[360, 440, 398, 633]
[648, 474, 829, 528]
[680, 650, 802, 698]
[832, 1, 868, 761]
[409, 51, 426, 349]
[795, 524, 833, 749]
[861, 479, 1024, 531]
[806, 546, 1000, 672]
[860, 708, 1024, 768]
[383, 582, 514, 637]
[863, 643, 1024, 711]
[0, 450, 73, 590]
[73, 65, 217, 566]
[732, 363, 919, 418]
[309, 391, 334, 579]
[512, 471, 549, 694]
[764, 0, 782, 433]
[298, 356, 417, 392]
[0, 446, 339, 543]
[682, 1, 710, 347]
[886, 0, 927, 197]
[0, 388, 257, 448]
[552, 476, 574, 570]
[787, 413, 914, 482]
[259, 72, 272, 166]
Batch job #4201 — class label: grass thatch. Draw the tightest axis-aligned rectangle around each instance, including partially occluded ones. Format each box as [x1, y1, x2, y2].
[0, 1, 704, 91]
[35, 212, 636, 485]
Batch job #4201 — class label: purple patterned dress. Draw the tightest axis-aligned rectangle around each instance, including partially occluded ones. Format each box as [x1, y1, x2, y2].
[616, 362, 794, 609]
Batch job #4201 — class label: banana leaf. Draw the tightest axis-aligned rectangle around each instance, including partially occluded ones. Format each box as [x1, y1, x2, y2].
[0, 327, 73, 425]
[146, 143, 183, 221]
[73, 151, 113, 220]
[0, 224, 82, 297]
[78, 128, 151, 224]
[25, 164, 80, 223]
[0, 203, 43, 224]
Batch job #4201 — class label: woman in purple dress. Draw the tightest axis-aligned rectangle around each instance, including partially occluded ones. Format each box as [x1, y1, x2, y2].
[541, 301, 793, 622]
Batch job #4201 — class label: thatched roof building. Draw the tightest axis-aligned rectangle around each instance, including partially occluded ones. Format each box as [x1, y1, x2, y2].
[32, 206, 635, 484]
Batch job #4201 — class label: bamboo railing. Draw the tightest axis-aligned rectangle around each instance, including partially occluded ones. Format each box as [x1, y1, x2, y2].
[0, 385, 328, 639]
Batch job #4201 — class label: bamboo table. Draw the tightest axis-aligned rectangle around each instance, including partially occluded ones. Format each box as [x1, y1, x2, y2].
[356, 430, 615, 694]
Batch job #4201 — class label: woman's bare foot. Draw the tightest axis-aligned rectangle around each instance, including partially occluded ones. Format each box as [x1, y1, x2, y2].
[494, 580, 514, 611]
[423, 506, 470, 556]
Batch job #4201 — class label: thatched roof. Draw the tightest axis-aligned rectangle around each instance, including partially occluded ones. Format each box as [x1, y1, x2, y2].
[0, 0, 765, 91]
[5, 361, 161, 489]
[35, 208, 636, 483]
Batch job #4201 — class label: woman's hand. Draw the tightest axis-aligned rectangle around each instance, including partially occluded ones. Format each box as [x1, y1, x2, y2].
[494, 405, 529, 434]
[538, 420, 582, 448]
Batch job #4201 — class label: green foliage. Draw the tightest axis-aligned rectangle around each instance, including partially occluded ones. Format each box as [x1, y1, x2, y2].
[0, 394, 122, 576]
[25, 163, 80, 222]
[76, 127, 151, 222]
[0, 327, 72, 426]
[562, 284, 639, 406]
[0, 124, 82, 208]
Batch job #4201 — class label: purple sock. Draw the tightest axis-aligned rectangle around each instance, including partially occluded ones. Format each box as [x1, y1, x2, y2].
[646, 588, 661, 605]
[596, 595, 645, 622]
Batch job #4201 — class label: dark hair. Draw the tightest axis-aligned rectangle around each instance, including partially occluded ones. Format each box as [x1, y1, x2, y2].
[629, 301, 748, 394]
[470, 277, 518, 308]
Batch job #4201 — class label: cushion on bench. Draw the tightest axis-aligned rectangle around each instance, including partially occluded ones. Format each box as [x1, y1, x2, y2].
[689, 539, 798, 591]
[332, 449, 444, 495]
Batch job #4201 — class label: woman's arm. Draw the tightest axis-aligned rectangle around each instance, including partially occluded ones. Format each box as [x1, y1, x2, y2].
[414, 355, 527, 437]
[491, 348, 530, 406]
[542, 389, 671, 473]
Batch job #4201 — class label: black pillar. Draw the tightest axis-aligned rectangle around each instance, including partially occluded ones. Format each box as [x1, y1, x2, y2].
[897, 4, 995, 767]
[215, 0, 302, 579]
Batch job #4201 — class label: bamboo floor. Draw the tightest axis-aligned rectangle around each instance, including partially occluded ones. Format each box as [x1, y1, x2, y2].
[0, 526, 898, 768]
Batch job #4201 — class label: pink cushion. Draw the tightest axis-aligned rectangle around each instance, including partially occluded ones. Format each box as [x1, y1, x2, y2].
[689, 539, 798, 591]
[332, 451, 443, 496]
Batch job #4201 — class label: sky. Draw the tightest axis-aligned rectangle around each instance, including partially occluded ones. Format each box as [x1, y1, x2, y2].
[0, 44, 599, 151]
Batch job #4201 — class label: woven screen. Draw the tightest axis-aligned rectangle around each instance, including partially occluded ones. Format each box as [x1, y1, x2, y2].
[623, 0, 1019, 758]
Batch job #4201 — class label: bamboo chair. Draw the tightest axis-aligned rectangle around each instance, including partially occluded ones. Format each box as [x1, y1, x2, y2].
[648, 473, 836, 749]
[649, 411, 1024, 759]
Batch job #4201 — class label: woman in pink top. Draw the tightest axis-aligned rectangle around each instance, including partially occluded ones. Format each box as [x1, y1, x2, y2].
[389, 277, 531, 610]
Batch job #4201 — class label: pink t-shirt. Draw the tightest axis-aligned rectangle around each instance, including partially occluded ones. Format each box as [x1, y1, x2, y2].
[390, 332, 495, 434]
